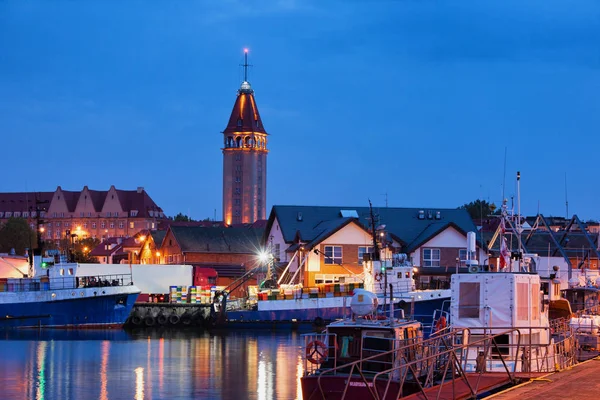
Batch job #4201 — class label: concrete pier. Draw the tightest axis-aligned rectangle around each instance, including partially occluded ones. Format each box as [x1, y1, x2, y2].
[487, 357, 600, 399]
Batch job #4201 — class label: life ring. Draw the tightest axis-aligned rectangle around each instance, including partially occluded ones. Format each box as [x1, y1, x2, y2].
[375, 273, 383, 282]
[306, 340, 328, 364]
[435, 316, 447, 332]
[144, 316, 156, 327]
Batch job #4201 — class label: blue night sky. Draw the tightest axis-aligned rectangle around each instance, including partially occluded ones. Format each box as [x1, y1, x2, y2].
[1, 1, 599, 221]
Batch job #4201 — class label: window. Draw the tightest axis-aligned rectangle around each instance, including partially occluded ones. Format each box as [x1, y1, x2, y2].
[235, 177, 241, 183]
[53, 212, 57, 217]
[423, 248, 440, 267]
[115, 212, 119, 217]
[22, 212, 29, 218]
[459, 282, 480, 318]
[5, 212, 12, 218]
[87, 212, 92, 217]
[459, 249, 467, 262]
[80, 212, 84, 217]
[235, 154, 241, 161]
[55, 222, 60, 227]
[237, 118, 242, 127]
[118, 222, 124, 229]
[358, 246, 373, 264]
[60, 212, 64, 217]
[235, 199, 240, 205]
[31, 211, 37, 217]
[92, 222, 96, 229]
[234, 209, 240, 217]
[101, 222, 105, 229]
[517, 282, 529, 321]
[0, 212, 3, 218]
[106, 212, 111, 217]
[109, 223, 114, 229]
[273, 244, 281, 260]
[129, 222, 134, 229]
[83, 223, 87, 229]
[235, 188, 241, 195]
[13, 212, 20, 217]
[324, 245, 342, 264]
[64, 222, 70, 227]
[130, 210, 138, 217]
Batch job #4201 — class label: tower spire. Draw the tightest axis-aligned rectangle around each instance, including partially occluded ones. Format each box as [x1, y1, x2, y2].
[243, 48, 249, 82]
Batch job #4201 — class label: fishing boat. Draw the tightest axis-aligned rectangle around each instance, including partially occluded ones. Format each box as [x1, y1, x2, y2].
[221, 206, 450, 329]
[300, 289, 426, 399]
[0, 256, 140, 329]
[448, 176, 578, 373]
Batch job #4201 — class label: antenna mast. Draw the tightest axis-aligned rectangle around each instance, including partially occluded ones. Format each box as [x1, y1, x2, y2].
[516, 171, 523, 272]
[565, 172, 569, 218]
[502, 147, 507, 202]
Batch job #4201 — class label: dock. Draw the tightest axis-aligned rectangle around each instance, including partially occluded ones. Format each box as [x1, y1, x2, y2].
[486, 357, 600, 400]
[403, 372, 546, 400]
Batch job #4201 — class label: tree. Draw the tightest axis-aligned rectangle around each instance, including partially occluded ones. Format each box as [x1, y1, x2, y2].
[72, 237, 100, 263]
[0, 217, 36, 256]
[459, 200, 498, 221]
[173, 213, 194, 222]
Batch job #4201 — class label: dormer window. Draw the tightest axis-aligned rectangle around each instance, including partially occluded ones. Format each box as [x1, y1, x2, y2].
[237, 118, 243, 127]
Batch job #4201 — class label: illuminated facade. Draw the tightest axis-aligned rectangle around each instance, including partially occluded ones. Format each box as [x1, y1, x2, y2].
[222, 50, 268, 225]
[0, 186, 165, 244]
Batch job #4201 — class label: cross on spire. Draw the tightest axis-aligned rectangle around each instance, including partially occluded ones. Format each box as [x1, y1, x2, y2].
[241, 48, 252, 82]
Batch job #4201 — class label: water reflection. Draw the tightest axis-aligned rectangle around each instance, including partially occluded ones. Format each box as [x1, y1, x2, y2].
[0, 329, 305, 400]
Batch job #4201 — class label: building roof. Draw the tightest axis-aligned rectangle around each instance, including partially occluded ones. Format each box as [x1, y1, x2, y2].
[168, 226, 264, 254]
[0, 192, 54, 213]
[267, 205, 478, 252]
[223, 82, 267, 135]
[0, 186, 164, 218]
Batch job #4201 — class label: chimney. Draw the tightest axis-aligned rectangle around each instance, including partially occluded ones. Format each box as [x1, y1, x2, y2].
[137, 187, 144, 193]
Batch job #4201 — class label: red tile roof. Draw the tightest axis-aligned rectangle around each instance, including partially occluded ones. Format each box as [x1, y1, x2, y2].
[223, 85, 268, 135]
[0, 187, 164, 217]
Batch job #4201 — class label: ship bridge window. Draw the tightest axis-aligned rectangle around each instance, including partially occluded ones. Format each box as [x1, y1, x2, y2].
[458, 282, 480, 318]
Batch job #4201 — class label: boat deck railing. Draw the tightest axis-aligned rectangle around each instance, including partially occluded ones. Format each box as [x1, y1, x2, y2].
[0, 274, 134, 292]
[305, 325, 579, 400]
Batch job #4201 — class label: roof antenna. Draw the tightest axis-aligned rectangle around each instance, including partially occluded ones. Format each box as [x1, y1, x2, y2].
[564, 172, 569, 218]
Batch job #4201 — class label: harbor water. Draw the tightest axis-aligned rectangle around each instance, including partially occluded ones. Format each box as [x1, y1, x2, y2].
[0, 329, 305, 400]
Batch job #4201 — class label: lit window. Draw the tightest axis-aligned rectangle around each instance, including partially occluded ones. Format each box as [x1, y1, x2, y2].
[129, 222, 134, 229]
[358, 246, 373, 264]
[324, 246, 342, 265]
[423, 248, 440, 267]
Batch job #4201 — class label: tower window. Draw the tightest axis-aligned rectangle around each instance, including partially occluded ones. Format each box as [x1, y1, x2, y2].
[235, 188, 241, 195]
[237, 119, 243, 127]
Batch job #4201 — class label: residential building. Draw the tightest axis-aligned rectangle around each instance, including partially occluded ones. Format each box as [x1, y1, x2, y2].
[222, 50, 268, 225]
[0, 186, 166, 245]
[158, 225, 264, 295]
[264, 205, 486, 287]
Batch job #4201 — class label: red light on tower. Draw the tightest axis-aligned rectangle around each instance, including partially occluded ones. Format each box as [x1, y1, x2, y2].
[244, 48, 249, 53]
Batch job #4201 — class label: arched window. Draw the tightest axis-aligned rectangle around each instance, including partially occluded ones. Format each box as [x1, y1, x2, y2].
[237, 118, 243, 127]
[236, 136, 242, 147]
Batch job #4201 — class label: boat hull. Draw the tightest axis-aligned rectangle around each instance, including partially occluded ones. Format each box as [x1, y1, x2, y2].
[0, 286, 139, 329]
[224, 296, 447, 329]
[301, 375, 417, 400]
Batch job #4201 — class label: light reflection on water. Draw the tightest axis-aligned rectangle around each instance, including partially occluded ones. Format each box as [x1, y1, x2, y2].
[0, 329, 305, 400]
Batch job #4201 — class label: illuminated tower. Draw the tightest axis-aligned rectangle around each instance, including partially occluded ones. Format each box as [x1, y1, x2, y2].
[222, 49, 268, 225]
